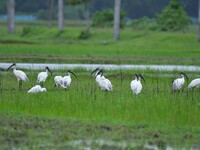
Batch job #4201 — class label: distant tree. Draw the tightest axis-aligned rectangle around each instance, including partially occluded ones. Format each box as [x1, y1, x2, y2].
[48, 0, 54, 27]
[198, 0, 200, 42]
[57, 0, 91, 31]
[67, 0, 91, 31]
[58, 0, 64, 31]
[7, 0, 15, 34]
[113, 0, 121, 41]
[156, 0, 190, 31]
[92, 9, 126, 27]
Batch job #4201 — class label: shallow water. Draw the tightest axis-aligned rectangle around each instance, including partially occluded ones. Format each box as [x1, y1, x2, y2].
[1, 63, 200, 71]
[66, 139, 192, 150]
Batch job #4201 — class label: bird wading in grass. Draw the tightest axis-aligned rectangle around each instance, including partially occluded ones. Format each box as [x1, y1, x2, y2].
[37, 66, 52, 87]
[54, 75, 64, 88]
[130, 74, 145, 94]
[91, 68, 105, 88]
[62, 70, 77, 90]
[96, 69, 113, 91]
[7, 63, 29, 90]
[28, 85, 47, 93]
[172, 72, 188, 92]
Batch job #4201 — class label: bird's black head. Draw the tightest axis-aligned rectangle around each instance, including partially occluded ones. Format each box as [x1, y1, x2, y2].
[68, 70, 77, 78]
[46, 66, 52, 75]
[180, 72, 188, 80]
[134, 74, 138, 80]
[7, 63, 16, 71]
[91, 68, 100, 75]
[138, 74, 145, 82]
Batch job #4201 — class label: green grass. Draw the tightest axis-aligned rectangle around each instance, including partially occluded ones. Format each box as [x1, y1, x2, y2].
[1, 69, 200, 148]
[1, 69, 200, 126]
[1, 22, 200, 148]
[0, 22, 200, 65]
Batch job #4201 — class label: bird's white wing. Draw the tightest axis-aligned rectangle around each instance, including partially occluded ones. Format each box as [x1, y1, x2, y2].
[130, 80, 137, 93]
[28, 85, 41, 93]
[172, 78, 184, 91]
[54, 76, 63, 86]
[99, 78, 112, 91]
[188, 78, 200, 89]
[131, 80, 142, 94]
[37, 72, 48, 83]
[15, 70, 29, 82]
[63, 76, 71, 87]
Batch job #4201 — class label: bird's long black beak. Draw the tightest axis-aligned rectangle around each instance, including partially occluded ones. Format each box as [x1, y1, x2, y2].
[134, 74, 138, 80]
[68, 70, 77, 78]
[98, 69, 103, 77]
[7, 63, 15, 71]
[91, 68, 100, 75]
[181, 72, 189, 80]
[138, 74, 145, 82]
[46, 66, 52, 76]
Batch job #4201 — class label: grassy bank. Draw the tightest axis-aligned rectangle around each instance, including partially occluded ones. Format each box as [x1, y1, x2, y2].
[0, 23, 200, 65]
[0, 69, 200, 148]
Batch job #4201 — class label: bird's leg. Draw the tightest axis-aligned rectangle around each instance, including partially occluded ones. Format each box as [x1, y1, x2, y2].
[178, 90, 180, 94]
[19, 80, 22, 90]
[40, 82, 44, 87]
[181, 87, 184, 93]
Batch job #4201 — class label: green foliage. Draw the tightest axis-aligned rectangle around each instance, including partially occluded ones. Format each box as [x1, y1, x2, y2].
[131, 16, 157, 30]
[78, 30, 91, 39]
[92, 9, 126, 28]
[156, 0, 190, 31]
[21, 26, 33, 37]
[66, 0, 91, 5]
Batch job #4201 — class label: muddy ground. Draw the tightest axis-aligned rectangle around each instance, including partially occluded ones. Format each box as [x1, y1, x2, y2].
[1, 54, 200, 65]
[0, 114, 199, 149]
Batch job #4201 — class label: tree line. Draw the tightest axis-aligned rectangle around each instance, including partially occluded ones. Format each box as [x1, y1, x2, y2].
[1, 0, 198, 19]
[5, 0, 200, 42]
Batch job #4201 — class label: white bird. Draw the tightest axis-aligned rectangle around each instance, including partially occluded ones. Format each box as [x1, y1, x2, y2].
[130, 74, 145, 94]
[37, 66, 52, 87]
[96, 69, 113, 91]
[188, 78, 200, 89]
[91, 68, 104, 87]
[54, 75, 64, 88]
[7, 63, 29, 90]
[172, 72, 188, 91]
[62, 70, 77, 89]
[27, 85, 47, 93]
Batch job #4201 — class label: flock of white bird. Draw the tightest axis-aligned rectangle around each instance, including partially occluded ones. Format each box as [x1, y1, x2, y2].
[6, 63, 200, 94]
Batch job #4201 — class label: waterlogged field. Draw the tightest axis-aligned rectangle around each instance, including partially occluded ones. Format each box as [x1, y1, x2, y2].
[0, 69, 200, 149]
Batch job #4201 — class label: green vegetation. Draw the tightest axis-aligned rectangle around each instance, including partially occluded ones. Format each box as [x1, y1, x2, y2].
[156, 0, 190, 31]
[92, 9, 126, 28]
[0, 23, 199, 65]
[0, 69, 200, 148]
[132, 0, 190, 31]
[0, 20, 200, 148]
